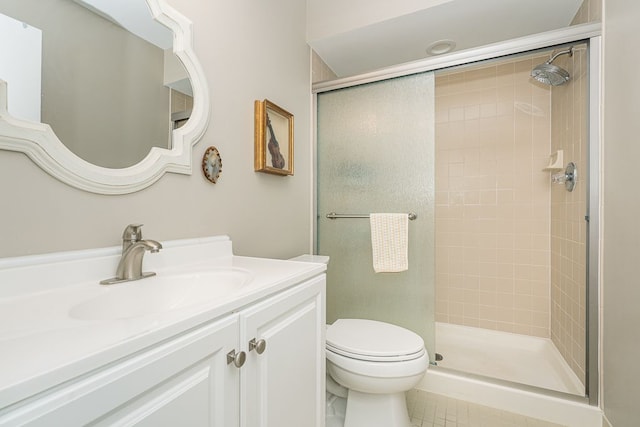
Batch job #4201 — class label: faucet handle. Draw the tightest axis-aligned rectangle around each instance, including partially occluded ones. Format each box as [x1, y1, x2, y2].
[122, 224, 144, 244]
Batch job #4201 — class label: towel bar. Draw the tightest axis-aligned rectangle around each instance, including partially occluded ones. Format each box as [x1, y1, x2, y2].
[326, 212, 417, 220]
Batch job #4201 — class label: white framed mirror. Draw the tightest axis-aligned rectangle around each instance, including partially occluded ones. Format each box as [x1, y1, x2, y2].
[0, 0, 209, 194]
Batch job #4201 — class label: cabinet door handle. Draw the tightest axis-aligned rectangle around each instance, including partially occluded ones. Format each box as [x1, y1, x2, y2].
[249, 338, 267, 354]
[227, 349, 246, 368]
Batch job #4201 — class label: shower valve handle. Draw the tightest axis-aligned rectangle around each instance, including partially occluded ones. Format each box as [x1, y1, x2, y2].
[551, 162, 577, 192]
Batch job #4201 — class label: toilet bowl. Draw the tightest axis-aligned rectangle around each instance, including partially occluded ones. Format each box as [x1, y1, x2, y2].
[326, 319, 429, 427]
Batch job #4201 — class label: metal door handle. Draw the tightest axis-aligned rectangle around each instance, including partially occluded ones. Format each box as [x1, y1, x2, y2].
[249, 338, 267, 354]
[227, 349, 246, 368]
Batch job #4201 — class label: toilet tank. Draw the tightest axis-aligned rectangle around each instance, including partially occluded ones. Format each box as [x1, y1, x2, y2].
[289, 254, 330, 264]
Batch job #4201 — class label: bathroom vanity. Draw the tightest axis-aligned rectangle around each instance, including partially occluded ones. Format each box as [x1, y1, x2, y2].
[0, 236, 326, 426]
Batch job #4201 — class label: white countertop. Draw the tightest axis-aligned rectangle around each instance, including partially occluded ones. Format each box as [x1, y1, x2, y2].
[0, 236, 326, 409]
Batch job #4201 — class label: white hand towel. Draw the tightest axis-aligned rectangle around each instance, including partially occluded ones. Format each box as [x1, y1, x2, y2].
[370, 213, 408, 273]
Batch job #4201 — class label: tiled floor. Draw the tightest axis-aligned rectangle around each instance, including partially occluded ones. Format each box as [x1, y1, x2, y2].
[406, 390, 567, 427]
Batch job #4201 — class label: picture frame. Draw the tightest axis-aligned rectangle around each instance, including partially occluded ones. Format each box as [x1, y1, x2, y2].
[254, 99, 294, 176]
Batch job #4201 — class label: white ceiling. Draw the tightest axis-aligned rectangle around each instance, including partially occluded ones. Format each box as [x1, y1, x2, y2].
[75, 0, 172, 49]
[309, 0, 584, 77]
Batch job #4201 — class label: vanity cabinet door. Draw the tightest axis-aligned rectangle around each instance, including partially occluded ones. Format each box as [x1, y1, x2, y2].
[0, 315, 240, 427]
[240, 275, 326, 427]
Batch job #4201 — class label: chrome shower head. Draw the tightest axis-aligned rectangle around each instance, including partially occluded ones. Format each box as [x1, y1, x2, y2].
[531, 47, 573, 86]
[531, 63, 570, 86]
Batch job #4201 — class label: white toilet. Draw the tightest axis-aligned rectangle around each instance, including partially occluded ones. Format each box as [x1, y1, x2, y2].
[326, 318, 429, 427]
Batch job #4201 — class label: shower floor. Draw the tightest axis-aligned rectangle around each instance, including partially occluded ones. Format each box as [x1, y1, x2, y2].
[435, 322, 584, 396]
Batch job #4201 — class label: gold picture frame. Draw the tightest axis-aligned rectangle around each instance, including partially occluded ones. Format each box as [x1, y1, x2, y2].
[254, 99, 294, 176]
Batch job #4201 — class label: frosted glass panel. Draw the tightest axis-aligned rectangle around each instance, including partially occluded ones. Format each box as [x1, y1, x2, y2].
[317, 73, 435, 359]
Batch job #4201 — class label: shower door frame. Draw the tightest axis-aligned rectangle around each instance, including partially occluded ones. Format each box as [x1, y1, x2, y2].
[312, 23, 602, 407]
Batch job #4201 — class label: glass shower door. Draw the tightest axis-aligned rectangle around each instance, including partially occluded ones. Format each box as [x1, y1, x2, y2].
[316, 72, 436, 358]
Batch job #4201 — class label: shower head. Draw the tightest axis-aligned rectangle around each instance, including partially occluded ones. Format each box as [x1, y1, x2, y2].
[531, 63, 570, 86]
[531, 47, 573, 86]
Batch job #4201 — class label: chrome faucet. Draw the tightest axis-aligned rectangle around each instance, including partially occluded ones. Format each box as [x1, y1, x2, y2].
[100, 224, 162, 285]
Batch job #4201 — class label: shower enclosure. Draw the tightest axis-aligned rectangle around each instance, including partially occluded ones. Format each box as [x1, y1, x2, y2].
[315, 39, 595, 399]
[432, 44, 589, 396]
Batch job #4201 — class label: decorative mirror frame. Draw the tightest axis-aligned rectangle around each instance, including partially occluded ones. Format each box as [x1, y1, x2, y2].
[0, 0, 210, 194]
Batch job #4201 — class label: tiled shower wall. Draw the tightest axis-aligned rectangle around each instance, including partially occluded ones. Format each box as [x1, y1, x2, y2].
[544, 0, 595, 381]
[312, 50, 338, 83]
[434, 55, 553, 337]
[571, 0, 602, 26]
[549, 45, 588, 384]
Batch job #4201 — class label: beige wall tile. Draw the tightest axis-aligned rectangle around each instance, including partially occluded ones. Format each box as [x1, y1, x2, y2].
[571, 0, 602, 25]
[435, 56, 547, 332]
[311, 49, 337, 83]
[548, 43, 589, 385]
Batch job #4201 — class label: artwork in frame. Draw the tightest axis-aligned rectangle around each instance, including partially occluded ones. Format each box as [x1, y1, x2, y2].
[254, 99, 294, 176]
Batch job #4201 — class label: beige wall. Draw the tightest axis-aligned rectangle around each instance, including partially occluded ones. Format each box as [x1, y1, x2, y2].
[549, 44, 588, 386]
[602, 0, 640, 424]
[434, 55, 553, 337]
[0, 0, 312, 260]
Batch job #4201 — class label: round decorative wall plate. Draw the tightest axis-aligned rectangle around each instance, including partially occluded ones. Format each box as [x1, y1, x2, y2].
[202, 146, 222, 183]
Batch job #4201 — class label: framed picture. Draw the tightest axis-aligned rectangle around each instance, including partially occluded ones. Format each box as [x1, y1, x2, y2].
[254, 99, 294, 176]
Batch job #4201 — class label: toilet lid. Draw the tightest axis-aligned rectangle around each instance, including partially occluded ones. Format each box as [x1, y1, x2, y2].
[326, 319, 425, 362]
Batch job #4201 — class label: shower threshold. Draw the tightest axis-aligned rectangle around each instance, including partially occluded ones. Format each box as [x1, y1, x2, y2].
[435, 322, 584, 396]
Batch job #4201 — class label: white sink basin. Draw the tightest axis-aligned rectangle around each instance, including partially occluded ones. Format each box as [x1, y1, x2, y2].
[69, 268, 254, 320]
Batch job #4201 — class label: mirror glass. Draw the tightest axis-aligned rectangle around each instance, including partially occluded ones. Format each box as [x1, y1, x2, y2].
[0, 0, 194, 169]
[0, 0, 208, 194]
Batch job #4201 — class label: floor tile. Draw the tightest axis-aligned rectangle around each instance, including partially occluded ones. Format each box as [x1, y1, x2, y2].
[406, 389, 567, 427]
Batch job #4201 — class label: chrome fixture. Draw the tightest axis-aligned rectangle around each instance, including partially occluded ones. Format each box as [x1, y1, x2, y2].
[552, 162, 577, 192]
[100, 224, 162, 285]
[227, 349, 246, 368]
[531, 47, 573, 86]
[326, 212, 417, 220]
[249, 338, 267, 354]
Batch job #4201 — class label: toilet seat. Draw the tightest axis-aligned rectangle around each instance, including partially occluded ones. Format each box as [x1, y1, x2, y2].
[326, 347, 429, 379]
[326, 319, 425, 362]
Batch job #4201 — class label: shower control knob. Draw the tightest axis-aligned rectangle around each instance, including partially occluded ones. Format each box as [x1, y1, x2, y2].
[249, 338, 267, 354]
[227, 349, 246, 368]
